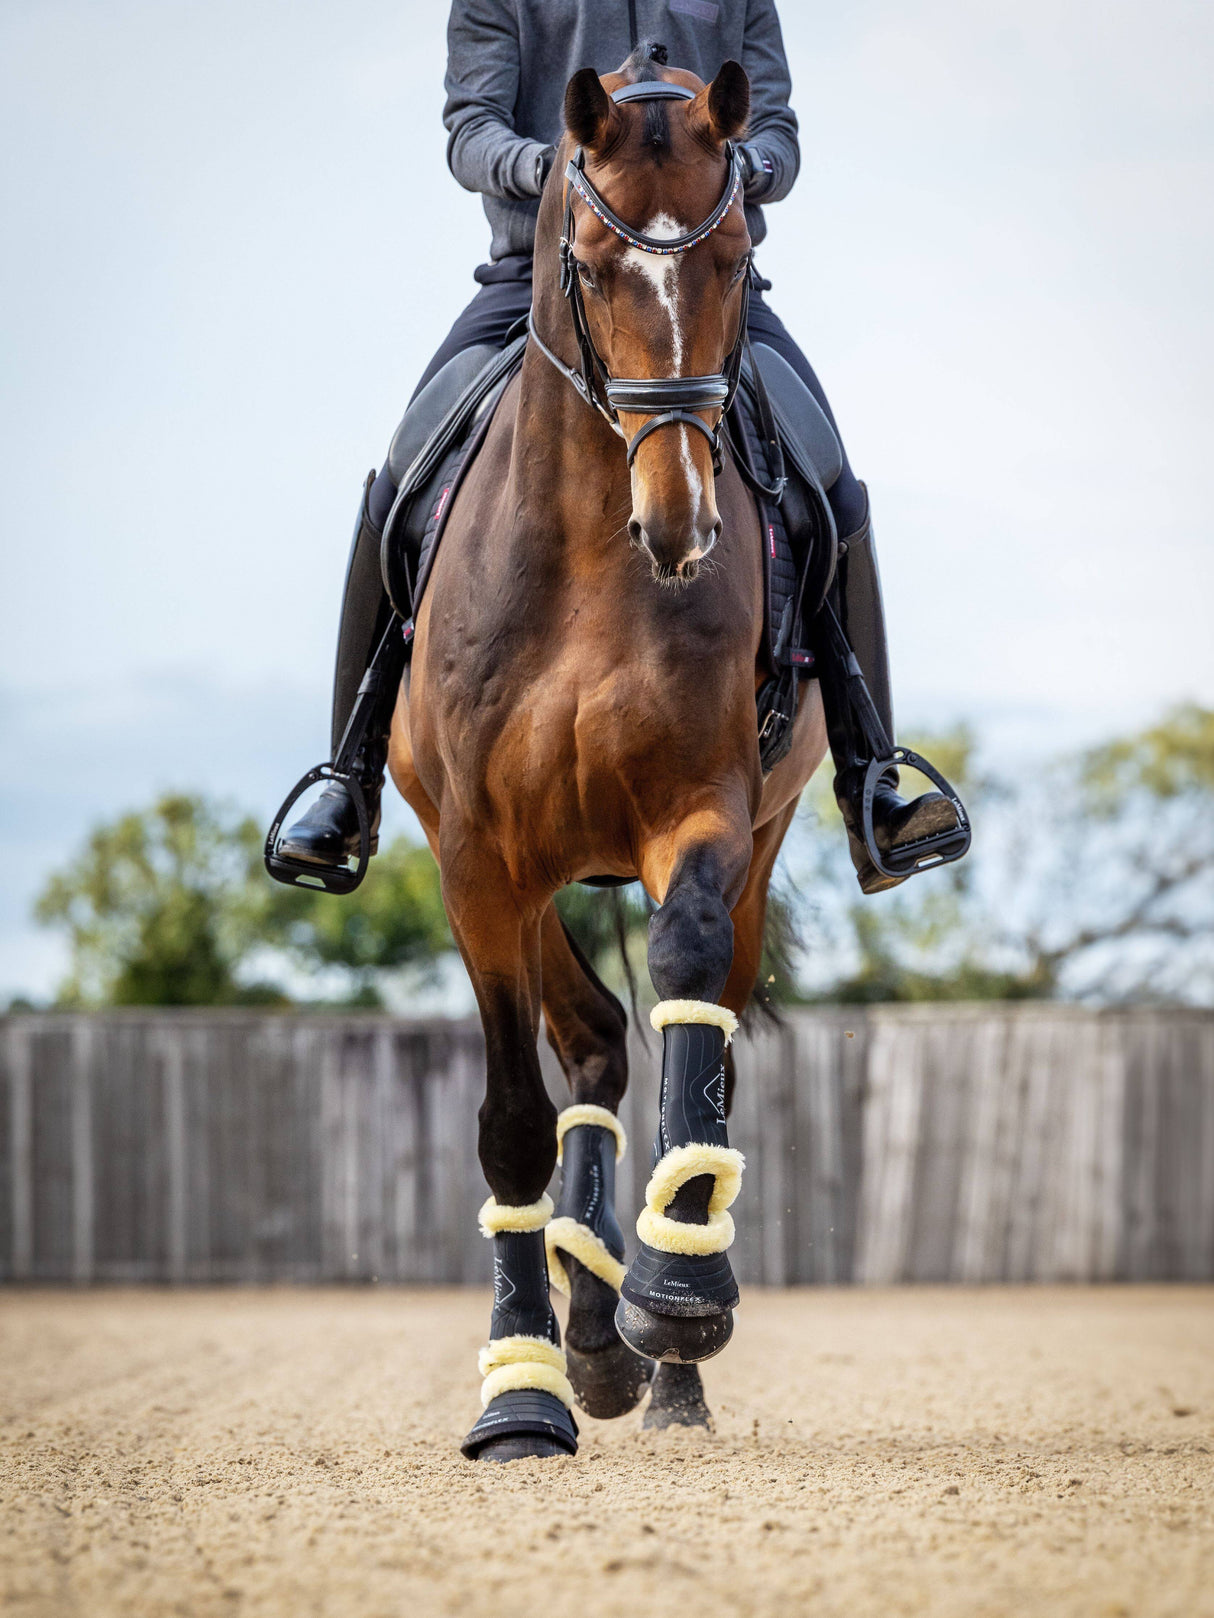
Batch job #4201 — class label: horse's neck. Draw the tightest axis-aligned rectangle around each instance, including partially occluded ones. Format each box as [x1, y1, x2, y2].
[508, 275, 626, 521]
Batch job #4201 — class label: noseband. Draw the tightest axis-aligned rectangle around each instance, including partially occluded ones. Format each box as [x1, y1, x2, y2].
[528, 80, 749, 471]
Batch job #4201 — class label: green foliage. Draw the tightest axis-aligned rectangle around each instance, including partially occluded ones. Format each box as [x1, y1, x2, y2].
[35, 794, 288, 1007]
[792, 722, 1014, 1002]
[30, 706, 1214, 1014]
[1080, 703, 1214, 809]
[35, 794, 453, 1008]
[267, 836, 451, 995]
[554, 883, 649, 969]
[792, 707, 1214, 1006]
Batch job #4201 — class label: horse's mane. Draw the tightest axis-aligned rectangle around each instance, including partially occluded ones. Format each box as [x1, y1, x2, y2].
[622, 39, 673, 155]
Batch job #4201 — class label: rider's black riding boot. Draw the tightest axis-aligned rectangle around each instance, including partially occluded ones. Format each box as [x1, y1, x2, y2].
[819, 491, 960, 894]
[276, 475, 397, 868]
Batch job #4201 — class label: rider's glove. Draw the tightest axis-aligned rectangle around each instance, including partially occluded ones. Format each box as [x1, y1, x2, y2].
[739, 142, 775, 198]
[534, 143, 558, 194]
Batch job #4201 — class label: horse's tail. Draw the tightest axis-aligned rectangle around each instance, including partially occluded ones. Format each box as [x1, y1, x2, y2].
[605, 887, 645, 1037]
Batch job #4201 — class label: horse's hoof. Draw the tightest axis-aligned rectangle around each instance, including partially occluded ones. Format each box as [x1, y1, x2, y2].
[615, 1296, 733, 1364]
[566, 1340, 654, 1418]
[460, 1389, 578, 1460]
[643, 1362, 713, 1431]
[472, 1433, 568, 1463]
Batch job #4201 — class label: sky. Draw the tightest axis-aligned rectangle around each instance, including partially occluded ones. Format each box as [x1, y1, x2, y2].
[2, 0, 1212, 1001]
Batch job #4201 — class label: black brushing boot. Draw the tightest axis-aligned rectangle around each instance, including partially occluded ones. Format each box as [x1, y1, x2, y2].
[546, 1108, 653, 1417]
[820, 494, 963, 894]
[462, 1213, 578, 1462]
[616, 1008, 744, 1366]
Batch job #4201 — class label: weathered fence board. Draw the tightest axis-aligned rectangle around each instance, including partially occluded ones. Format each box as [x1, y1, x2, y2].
[2, 1005, 1211, 1286]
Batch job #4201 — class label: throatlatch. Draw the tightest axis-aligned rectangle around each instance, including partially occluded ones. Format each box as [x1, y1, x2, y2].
[460, 1195, 579, 1460]
[616, 1002, 744, 1364]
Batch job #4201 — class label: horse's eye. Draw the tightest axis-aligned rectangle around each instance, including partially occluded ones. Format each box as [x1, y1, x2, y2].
[731, 256, 750, 284]
[577, 262, 599, 294]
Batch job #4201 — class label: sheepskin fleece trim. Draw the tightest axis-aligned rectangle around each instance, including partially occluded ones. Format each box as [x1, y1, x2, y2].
[545, 1217, 627, 1297]
[477, 1334, 566, 1379]
[645, 1143, 745, 1217]
[477, 1193, 553, 1238]
[649, 999, 739, 1043]
[481, 1361, 575, 1409]
[555, 1104, 626, 1163]
[637, 1205, 736, 1255]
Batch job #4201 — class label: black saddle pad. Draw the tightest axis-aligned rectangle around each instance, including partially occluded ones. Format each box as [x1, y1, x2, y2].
[727, 376, 835, 679]
[381, 337, 527, 624]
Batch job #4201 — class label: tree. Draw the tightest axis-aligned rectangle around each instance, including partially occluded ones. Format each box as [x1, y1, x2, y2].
[266, 836, 451, 1005]
[35, 794, 286, 1006]
[785, 706, 1214, 1007]
[1012, 704, 1214, 1002]
[781, 722, 1011, 1003]
[35, 794, 454, 1008]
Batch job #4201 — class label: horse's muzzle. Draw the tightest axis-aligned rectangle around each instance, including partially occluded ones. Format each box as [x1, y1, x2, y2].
[628, 515, 722, 584]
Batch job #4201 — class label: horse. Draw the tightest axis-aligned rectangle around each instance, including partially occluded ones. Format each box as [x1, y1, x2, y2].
[388, 54, 828, 1461]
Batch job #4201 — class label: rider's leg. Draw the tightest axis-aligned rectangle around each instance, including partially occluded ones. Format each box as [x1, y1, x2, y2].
[278, 269, 534, 867]
[745, 293, 960, 893]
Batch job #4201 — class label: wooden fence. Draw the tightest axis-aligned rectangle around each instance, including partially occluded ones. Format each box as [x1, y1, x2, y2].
[1, 1005, 1211, 1285]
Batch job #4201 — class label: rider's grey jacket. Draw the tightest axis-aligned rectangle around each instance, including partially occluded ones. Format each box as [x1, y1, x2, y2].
[443, 0, 800, 263]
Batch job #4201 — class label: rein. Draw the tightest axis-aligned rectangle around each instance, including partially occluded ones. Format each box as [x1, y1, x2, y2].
[530, 79, 758, 475]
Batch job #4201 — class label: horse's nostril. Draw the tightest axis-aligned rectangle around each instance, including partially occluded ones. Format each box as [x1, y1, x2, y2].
[628, 518, 644, 547]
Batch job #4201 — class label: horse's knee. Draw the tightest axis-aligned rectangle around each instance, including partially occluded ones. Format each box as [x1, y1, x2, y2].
[647, 868, 735, 1004]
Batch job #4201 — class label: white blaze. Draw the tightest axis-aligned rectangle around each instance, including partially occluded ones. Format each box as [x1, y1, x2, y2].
[622, 214, 704, 531]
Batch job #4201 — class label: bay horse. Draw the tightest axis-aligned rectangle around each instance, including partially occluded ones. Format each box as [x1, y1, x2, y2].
[389, 54, 827, 1461]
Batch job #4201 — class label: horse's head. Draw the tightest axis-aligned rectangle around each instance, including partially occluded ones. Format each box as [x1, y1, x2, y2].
[561, 52, 751, 584]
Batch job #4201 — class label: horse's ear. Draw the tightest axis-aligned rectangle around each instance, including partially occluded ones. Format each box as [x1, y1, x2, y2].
[564, 67, 620, 152]
[687, 59, 750, 146]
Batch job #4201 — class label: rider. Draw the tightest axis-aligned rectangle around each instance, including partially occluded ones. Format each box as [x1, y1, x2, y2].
[276, 0, 961, 894]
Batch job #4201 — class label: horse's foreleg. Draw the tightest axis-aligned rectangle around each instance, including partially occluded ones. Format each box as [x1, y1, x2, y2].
[441, 849, 575, 1463]
[640, 804, 796, 1430]
[615, 815, 753, 1370]
[538, 907, 653, 1418]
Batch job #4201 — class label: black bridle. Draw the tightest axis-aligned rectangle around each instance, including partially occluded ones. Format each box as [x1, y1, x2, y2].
[528, 80, 752, 474]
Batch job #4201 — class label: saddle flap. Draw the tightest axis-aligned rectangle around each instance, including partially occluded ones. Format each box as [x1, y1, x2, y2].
[381, 336, 528, 617]
[746, 343, 843, 493]
[386, 344, 500, 488]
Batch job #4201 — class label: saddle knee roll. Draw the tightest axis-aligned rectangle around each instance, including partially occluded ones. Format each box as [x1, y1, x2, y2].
[546, 1104, 628, 1296]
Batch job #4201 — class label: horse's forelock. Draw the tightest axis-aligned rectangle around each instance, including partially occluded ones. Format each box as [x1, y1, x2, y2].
[621, 39, 672, 154]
